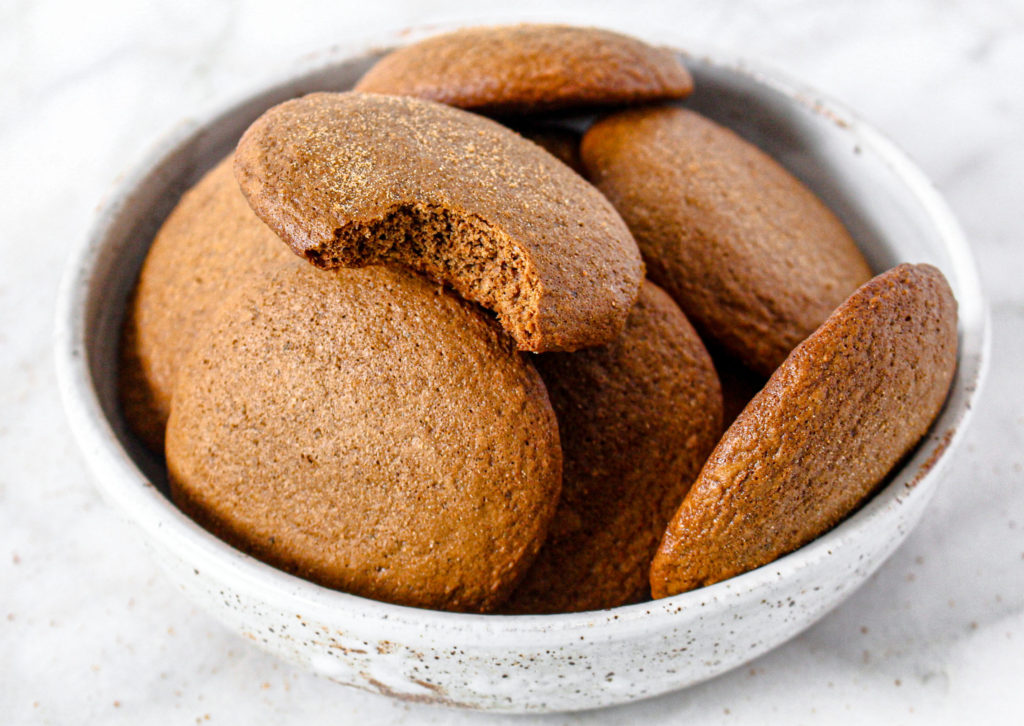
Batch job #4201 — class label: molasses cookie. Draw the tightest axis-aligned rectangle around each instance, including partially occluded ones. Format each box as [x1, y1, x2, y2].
[650, 264, 958, 597]
[354, 24, 694, 115]
[119, 155, 291, 452]
[166, 261, 562, 613]
[506, 282, 722, 613]
[581, 106, 873, 376]
[234, 91, 644, 352]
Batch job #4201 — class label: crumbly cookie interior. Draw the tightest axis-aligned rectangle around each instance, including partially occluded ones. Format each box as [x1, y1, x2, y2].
[306, 202, 544, 347]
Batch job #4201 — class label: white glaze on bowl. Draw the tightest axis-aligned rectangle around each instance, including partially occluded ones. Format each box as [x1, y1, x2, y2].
[54, 39, 988, 713]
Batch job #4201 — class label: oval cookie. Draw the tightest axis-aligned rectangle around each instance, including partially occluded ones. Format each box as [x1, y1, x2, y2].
[119, 155, 291, 452]
[234, 91, 644, 353]
[505, 282, 722, 613]
[354, 24, 694, 115]
[166, 262, 562, 613]
[582, 106, 873, 376]
[650, 264, 958, 597]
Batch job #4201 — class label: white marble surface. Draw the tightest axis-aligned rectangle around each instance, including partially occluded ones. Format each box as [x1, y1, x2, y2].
[2, 0, 1023, 723]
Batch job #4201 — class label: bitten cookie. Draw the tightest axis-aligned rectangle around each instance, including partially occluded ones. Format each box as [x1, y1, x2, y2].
[354, 24, 694, 115]
[650, 264, 958, 597]
[166, 261, 562, 613]
[234, 91, 644, 352]
[505, 282, 722, 613]
[582, 106, 873, 376]
[119, 155, 291, 452]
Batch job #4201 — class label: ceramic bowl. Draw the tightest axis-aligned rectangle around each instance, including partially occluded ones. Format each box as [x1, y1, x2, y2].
[54, 36, 988, 713]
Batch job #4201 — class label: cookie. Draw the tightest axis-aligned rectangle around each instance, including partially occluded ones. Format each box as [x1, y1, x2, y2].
[354, 24, 694, 115]
[119, 155, 291, 452]
[650, 264, 958, 597]
[166, 261, 562, 613]
[234, 91, 644, 353]
[581, 106, 873, 376]
[505, 282, 722, 613]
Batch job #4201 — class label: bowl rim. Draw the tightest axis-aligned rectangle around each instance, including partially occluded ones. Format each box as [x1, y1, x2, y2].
[54, 34, 990, 644]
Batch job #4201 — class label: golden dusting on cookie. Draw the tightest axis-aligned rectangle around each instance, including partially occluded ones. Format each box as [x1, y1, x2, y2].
[650, 264, 958, 597]
[166, 262, 562, 613]
[234, 91, 644, 353]
[354, 24, 693, 114]
[505, 282, 722, 613]
[582, 106, 873, 376]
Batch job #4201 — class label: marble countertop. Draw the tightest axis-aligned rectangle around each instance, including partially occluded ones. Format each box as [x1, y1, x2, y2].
[2, 0, 1022, 723]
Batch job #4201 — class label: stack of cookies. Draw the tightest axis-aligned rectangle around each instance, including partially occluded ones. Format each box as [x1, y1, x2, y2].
[120, 25, 958, 614]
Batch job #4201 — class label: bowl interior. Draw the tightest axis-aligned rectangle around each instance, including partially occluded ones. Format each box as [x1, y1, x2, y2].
[61, 46, 987, 630]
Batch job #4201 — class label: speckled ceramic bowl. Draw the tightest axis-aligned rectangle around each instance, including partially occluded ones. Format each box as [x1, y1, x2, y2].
[55, 34, 988, 713]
